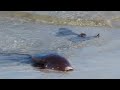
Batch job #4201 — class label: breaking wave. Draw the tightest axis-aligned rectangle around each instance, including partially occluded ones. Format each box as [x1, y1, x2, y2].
[1, 11, 119, 27]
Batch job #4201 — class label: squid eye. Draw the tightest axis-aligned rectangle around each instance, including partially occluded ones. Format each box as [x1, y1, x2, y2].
[40, 63, 45, 67]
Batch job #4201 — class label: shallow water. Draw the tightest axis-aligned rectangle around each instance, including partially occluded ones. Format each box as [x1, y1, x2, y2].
[0, 11, 120, 79]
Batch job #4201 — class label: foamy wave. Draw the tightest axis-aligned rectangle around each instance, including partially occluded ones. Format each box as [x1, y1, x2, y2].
[0, 11, 112, 27]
